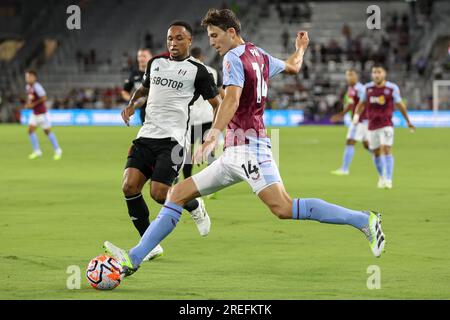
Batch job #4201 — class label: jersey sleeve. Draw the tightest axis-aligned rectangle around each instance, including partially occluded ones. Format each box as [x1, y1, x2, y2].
[195, 65, 219, 100]
[392, 84, 402, 103]
[359, 86, 368, 103]
[222, 52, 244, 88]
[258, 47, 286, 78]
[34, 83, 46, 97]
[123, 72, 135, 92]
[141, 60, 152, 88]
[356, 83, 366, 101]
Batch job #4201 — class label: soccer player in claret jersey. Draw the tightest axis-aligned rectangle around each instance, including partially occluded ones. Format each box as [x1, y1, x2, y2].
[353, 64, 415, 189]
[104, 9, 386, 277]
[112, 21, 222, 262]
[331, 69, 370, 176]
[24, 70, 63, 160]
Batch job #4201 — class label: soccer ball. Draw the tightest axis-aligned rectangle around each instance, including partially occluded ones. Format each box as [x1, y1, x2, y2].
[86, 255, 123, 290]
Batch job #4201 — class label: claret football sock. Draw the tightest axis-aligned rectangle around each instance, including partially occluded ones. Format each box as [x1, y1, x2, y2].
[129, 201, 182, 267]
[125, 193, 150, 236]
[342, 145, 355, 172]
[292, 198, 369, 231]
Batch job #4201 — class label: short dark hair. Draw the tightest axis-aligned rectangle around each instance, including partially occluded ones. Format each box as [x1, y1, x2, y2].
[169, 21, 193, 35]
[372, 63, 387, 71]
[190, 47, 202, 59]
[25, 69, 37, 77]
[201, 8, 241, 34]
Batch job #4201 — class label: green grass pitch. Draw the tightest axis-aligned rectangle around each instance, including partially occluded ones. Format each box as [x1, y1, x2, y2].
[1, 125, 449, 299]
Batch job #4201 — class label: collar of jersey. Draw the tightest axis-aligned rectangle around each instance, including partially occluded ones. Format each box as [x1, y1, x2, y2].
[169, 55, 191, 62]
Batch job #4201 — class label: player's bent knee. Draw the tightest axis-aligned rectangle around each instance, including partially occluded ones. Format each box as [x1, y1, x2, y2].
[122, 182, 140, 197]
[166, 184, 187, 206]
[150, 189, 168, 204]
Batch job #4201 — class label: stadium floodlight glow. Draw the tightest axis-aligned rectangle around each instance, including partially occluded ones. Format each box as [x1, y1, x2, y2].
[432, 80, 450, 113]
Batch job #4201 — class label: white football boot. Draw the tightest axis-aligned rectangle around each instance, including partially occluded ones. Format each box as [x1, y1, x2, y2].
[377, 176, 386, 189]
[28, 150, 42, 160]
[362, 212, 386, 258]
[142, 244, 164, 262]
[189, 197, 211, 237]
[384, 179, 393, 189]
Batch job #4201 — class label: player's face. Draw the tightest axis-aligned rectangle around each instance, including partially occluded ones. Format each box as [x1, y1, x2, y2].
[25, 73, 36, 84]
[137, 50, 152, 69]
[372, 67, 386, 85]
[207, 25, 234, 56]
[345, 71, 358, 86]
[167, 26, 192, 60]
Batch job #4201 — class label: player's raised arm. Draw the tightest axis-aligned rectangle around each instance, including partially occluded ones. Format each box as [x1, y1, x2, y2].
[284, 31, 309, 74]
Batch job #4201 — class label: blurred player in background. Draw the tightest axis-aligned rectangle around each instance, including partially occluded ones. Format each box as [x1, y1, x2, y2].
[121, 48, 153, 124]
[353, 64, 415, 189]
[104, 9, 386, 277]
[331, 69, 369, 175]
[115, 21, 222, 261]
[183, 47, 224, 199]
[24, 70, 62, 160]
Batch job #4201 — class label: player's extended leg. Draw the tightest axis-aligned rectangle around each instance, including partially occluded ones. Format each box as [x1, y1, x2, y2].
[43, 128, 62, 160]
[126, 178, 201, 269]
[149, 180, 208, 235]
[332, 138, 356, 175]
[151, 144, 211, 236]
[122, 168, 163, 261]
[28, 125, 42, 159]
[382, 145, 393, 189]
[257, 182, 385, 257]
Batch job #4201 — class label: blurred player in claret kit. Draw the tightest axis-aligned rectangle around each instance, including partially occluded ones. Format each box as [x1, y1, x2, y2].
[104, 9, 386, 277]
[24, 70, 62, 160]
[121, 48, 153, 125]
[331, 69, 370, 176]
[114, 21, 222, 262]
[353, 64, 416, 189]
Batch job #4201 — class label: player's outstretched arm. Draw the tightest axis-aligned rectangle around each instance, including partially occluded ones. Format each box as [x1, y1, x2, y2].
[121, 85, 149, 126]
[396, 101, 416, 132]
[284, 31, 309, 74]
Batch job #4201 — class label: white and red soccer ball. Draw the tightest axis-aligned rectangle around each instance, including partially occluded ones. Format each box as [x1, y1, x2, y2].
[86, 255, 123, 290]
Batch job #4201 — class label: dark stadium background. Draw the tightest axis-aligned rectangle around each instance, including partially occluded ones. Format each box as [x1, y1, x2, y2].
[0, 0, 448, 124]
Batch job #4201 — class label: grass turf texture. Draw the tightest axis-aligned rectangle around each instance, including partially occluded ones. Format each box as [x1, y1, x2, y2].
[0, 125, 449, 300]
